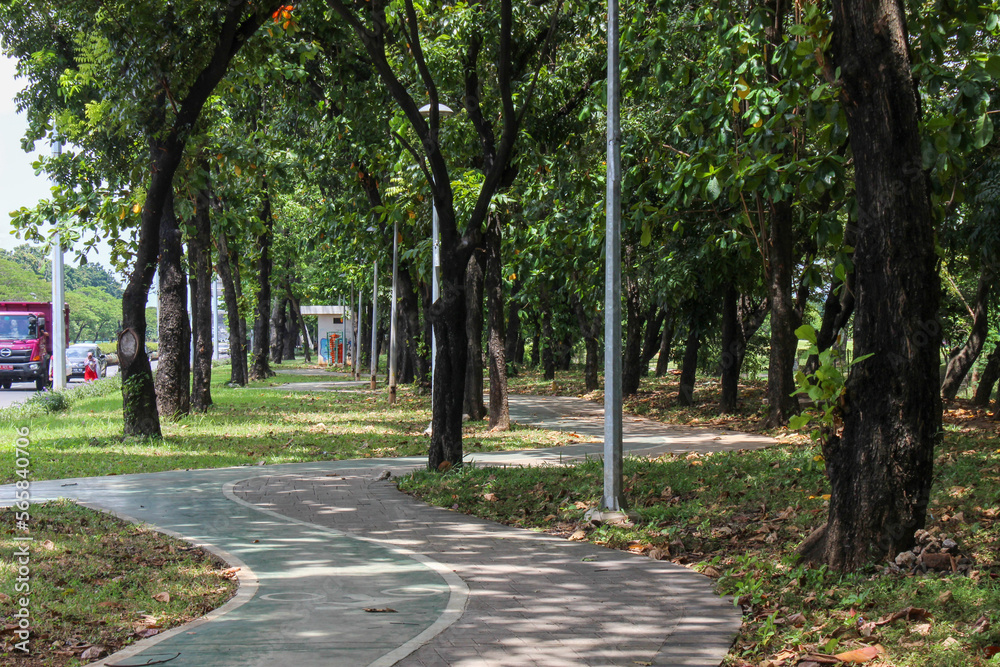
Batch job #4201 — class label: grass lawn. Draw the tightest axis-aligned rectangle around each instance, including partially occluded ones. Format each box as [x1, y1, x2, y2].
[0, 500, 236, 666]
[405, 367, 1000, 667]
[0, 363, 574, 484]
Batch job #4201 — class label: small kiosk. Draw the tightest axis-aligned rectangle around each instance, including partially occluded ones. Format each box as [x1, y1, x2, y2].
[299, 305, 354, 366]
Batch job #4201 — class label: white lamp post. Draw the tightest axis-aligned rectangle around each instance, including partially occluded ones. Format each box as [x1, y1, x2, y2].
[417, 103, 454, 423]
[388, 219, 400, 404]
[370, 261, 379, 390]
[51, 138, 67, 392]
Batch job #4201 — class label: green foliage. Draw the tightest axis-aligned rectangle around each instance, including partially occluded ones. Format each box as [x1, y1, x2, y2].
[789, 324, 871, 440]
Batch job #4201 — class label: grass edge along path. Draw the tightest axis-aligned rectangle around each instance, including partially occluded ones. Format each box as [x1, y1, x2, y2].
[399, 430, 1000, 667]
[0, 500, 237, 667]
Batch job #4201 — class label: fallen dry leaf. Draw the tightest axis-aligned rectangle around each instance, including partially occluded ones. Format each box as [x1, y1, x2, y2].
[79, 646, 106, 660]
[41, 539, 55, 551]
[874, 606, 931, 626]
[833, 644, 884, 663]
[0, 593, 10, 604]
[941, 636, 960, 648]
[482, 493, 498, 502]
[972, 615, 991, 634]
[912, 623, 932, 636]
[363, 608, 396, 613]
[153, 592, 170, 603]
[569, 530, 588, 541]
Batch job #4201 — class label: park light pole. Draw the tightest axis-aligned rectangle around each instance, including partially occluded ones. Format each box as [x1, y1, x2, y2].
[388, 217, 401, 404]
[370, 260, 379, 390]
[51, 137, 67, 392]
[418, 103, 453, 408]
[603, 0, 624, 512]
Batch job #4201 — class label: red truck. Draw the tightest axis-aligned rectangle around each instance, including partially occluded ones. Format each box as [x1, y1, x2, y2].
[0, 302, 70, 391]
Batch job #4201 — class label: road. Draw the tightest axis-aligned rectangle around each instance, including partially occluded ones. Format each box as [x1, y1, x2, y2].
[0, 363, 127, 409]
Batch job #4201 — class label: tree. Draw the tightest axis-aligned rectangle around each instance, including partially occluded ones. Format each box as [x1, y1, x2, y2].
[798, 0, 942, 570]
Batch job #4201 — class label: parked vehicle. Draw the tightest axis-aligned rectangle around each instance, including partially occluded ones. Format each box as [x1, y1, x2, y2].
[66, 344, 107, 380]
[0, 302, 70, 391]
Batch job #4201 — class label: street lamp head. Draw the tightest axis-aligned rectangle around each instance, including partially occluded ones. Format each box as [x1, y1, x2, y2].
[51, 138, 62, 157]
[418, 103, 454, 117]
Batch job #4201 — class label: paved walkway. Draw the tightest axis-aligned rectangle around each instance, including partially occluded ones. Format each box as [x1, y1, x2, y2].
[6, 393, 775, 667]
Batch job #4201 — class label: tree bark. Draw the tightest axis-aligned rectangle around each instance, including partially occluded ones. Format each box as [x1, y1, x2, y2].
[973, 340, 1000, 407]
[398, 261, 428, 386]
[284, 299, 297, 360]
[249, 188, 275, 381]
[764, 199, 800, 426]
[805, 265, 856, 375]
[622, 244, 645, 396]
[570, 295, 602, 392]
[799, 0, 942, 570]
[721, 288, 769, 412]
[721, 286, 741, 413]
[464, 249, 486, 420]
[541, 301, 555, 381]
[284, 286, 312, 365]
[654, 316, 675, 377]
[154, 190, 191, 420]
[640, 305, 666, 375]
[188, 184, 214, 413]
[505, 278, 522, 376]
[269, 296, 286, 365]
[484, 213, 510, 429]
[678, 318, 700, 406]
[216, 228, 248, 386]
[941, 269, 991, 401]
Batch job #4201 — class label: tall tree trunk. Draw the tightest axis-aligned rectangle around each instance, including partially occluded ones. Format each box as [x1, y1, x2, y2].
[118, 4, 272, 437]
[720, 285, 741, 413]
[188, 185, 213, 413]
[484, 213, 510, 429]
[541, 303, 555, 381]
[622, 244, 644, 396]
[678, 318, 700, 406]
[805, 265, 856, 375]
[249, 188, 275, 381]
[284, 299, 297, 360]
[721, 288, 769, 413]
[974, 341, 1000, 407]
[640, 305, 666, 375]
[216, 228, 248, 386]
[505, 278, 522, 376]
[428, 243, 470, 471]
[654, 316, 675, 377]
[569, 282, 602, 393]
[284, 286, 312, 364]
[269, 296, 286, 365]
[764, 200, 799, 426]
[464, 250, 486, 420]
[941, 269, 991, 401]
[399, 261, 428, 386]
[799, 0, 942, 570]
[154, 190, 191, 420]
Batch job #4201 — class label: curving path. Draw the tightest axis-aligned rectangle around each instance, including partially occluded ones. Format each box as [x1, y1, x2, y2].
[2, 392, 774, 666]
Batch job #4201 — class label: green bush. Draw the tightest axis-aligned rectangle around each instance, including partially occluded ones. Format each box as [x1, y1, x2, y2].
[27, 388, 69, 414]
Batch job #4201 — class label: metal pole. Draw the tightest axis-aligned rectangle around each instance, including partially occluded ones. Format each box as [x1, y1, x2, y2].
[389, 218, 400, 404]
[51, 138, 66, 392]
[603, 0, 624, 511]
[356, 284, 363, 379]
[370, 262, 379, 390]
[431, 199, 440, 396]
[212, 279, 219, 361]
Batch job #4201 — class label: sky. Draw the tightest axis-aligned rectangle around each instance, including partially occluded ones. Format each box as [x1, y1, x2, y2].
[0, 56, 119, 278]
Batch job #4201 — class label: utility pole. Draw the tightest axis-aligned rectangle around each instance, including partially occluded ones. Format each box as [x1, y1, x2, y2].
[370, 262, 378, 390]
[603, 0, 624, 511]
[389, 219, 400, 404]
[51, 138, 66, 392]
